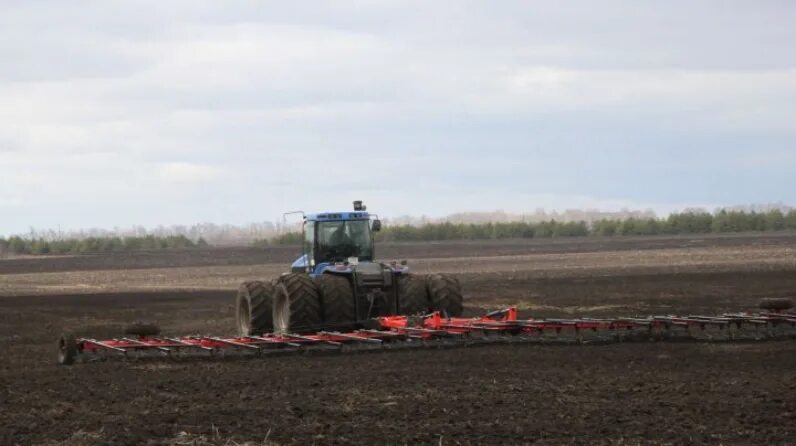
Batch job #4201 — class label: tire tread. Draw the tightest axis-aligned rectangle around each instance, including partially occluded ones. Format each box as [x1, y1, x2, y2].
[317, 274, 356, 330]
[237, 280, 275, 335]
[427, 274, 464, 317]
[278, 273, 322, 333]
[398, 274, 430, 315]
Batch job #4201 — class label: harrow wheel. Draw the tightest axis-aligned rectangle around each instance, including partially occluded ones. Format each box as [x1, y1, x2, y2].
[317, 274, 356, 331]
[759, 298, 794, 311]
[397, 274, 430, 315]
[427, 274, 464, 317]
[274, 273, 322, 334]
[237, 280, 275, 336]
[57, 334, 77, 365]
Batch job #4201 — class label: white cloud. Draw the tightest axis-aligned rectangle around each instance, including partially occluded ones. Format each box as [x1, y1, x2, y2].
[157, 162, 226, 182]
[0, 1, 794, 234]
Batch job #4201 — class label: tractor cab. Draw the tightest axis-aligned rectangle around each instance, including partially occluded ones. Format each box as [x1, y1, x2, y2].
[291, 201, 382, 275]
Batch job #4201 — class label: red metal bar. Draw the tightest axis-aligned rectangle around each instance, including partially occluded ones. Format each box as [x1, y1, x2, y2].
[63, 308, 796, 364]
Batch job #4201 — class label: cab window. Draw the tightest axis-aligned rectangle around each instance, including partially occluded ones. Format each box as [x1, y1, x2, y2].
[304, 221, 315, 267]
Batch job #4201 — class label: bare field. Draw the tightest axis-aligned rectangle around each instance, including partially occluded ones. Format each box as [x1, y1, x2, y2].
[2, 239, 795, 299]
[1, 234, 795, 445]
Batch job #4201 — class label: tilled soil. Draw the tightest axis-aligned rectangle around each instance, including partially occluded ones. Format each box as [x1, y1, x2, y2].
[1, 235, 795, 445]
[2, 232, 794, 275]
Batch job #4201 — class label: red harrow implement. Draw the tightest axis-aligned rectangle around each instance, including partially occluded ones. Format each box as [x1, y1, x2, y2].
[57, 299, 796, 365]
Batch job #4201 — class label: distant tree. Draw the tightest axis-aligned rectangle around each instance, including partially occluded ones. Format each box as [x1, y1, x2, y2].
[269, 232, 303, 245]
[0, 235, 202, 255]
[553, 221, 589, 237]
[764, 209, 785, 231]
[664, 212, 713, 234]
[786, 210, 796, 230]
[9, 237, 28, 254]
[30, 239, 50, 254]
[533, 221, 554, 238]
[592, 219, 620, 236]
[711, 210, 732, 233]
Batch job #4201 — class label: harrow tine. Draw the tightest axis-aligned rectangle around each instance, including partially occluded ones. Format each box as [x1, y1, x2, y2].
[758, 313, 796, 323]
[317, 331, 384, 344]
[356, 329, 407, 340]
[442, 323, 512, 332]
[164, 337, 215, 351]
[83, 339, 128, 354]
[282, 333, 343, 347]
[398, 327, 462, 336]
[206, 337, 261, 350]
[243, 335, 302, 348]
[120, 337, 172, 353]
[620, 318, 654, 325]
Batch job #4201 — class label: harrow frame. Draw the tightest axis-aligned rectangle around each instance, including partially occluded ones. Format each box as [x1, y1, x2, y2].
[57, 306, 796, 365]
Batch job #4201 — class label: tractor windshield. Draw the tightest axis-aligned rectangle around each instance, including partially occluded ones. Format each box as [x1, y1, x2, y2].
[315, 220, 373, 262]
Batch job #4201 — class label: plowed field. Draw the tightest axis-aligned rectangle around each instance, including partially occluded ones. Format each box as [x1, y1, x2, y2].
[1, 234, 795, 445]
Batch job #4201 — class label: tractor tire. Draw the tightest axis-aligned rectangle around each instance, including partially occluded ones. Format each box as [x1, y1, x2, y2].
[124, 321, 161, 337]
[57, 334, 77, 365]
[759, 298, 794, 311]
[236, 280, 275, 336]
[273, 273, 322, 334]
[397, 274, 430, 315]
[317, 274, 357, 331]
[427, 274, 464, 317]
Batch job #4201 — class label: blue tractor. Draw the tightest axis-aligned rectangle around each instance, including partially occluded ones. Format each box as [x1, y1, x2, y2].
[236, 201, 464, 335]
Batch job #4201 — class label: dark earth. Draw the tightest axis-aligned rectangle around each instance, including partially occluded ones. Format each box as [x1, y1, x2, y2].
[1, 234, 795, 445]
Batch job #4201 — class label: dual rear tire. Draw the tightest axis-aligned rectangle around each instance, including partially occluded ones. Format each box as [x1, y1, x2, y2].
[316, 274, 357, 331]
[398, 274, 431, 315]
[399, 273, 464, 317]
[426, 274, 464, 317]
[236, 272, 464, 335]
[237, 274, 327, 335]
[236, 280, 275, 336]
[759, 298, 793, 311]
[238, 274, 327, 336]
[273, 274, 323, 334]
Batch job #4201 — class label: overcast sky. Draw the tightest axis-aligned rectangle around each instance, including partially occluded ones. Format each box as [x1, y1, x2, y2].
[1, 1, 795, 235]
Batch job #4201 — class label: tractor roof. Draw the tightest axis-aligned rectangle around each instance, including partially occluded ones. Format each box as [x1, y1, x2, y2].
[305, 211, 371, 222]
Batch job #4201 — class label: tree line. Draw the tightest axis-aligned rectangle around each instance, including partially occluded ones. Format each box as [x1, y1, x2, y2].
[264, 209, 796, 244]
[253, 232, 304, 246]
[19, 222, 283, 246]
[0, 235, 207, 255]
[6, 210, 796, 253]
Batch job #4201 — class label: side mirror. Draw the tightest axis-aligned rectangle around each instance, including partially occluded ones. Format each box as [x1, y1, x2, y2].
[372, 219, 382, 232]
